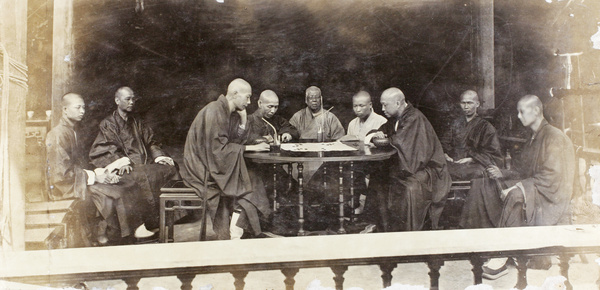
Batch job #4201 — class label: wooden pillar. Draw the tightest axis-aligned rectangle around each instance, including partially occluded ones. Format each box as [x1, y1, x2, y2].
[51, 0, 74, 126]
[477, 0, 495, 109]
[0, 0, 28, 251]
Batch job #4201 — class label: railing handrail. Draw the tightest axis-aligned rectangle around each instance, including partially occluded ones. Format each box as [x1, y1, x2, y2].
[2, 225, 600, 289]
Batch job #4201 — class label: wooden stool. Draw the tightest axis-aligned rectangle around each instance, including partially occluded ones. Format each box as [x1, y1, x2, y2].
[159, 181, 205, 243]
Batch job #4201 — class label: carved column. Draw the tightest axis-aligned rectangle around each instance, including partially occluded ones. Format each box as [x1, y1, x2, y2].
[231, 270, 248, 290]
[177, 274, 195, 290]
[427, 259, 444, 290]
[469, 256, 484, 285]
[379, 263, 397, 288]
[123, 277, 141, 290]
[281, 268, 299, 290]
[559, 254, 573, 290]
[331, 265, 348, 290]
[515, 256, 529, 290]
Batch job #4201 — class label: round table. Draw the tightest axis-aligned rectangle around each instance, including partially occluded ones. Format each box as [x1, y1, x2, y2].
[245, 141, 396, 235]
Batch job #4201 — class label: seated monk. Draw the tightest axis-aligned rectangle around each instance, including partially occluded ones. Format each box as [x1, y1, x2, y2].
[182, 78, 273, 240]
[89, 86, 178, 241]
[441, 90, 503, 180]
[367, 87, 451, 232]
[46, 93, 149, 245]
[462, 95, 576, 278]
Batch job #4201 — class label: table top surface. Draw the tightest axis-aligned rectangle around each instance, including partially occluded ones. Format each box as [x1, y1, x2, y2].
[244, 141, 396, 163]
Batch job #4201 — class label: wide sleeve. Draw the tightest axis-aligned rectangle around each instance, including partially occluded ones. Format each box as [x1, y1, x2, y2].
[327, 113, 346, 140]
[46, 130, 88, 201]
[276, 116, 299, 141]
[139, 120, 166, 160]
[89, 120, 125, 168]
[392, 114, 437, 176]
[467, 122, 503, 167]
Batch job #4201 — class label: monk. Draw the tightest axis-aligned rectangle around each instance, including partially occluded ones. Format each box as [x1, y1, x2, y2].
[367, 87, 451, 232]
[89, 86, 178, 240]
[441, 90, 503, 180]
[182, 78, 272, 240]
[289, 86, 345, 141]
[471, 95, 576, 279]
[339, 91, 388, 216]
[344, 91, 388, 143]
[46, 93, 148, 245]
[246, 90, 299, 144]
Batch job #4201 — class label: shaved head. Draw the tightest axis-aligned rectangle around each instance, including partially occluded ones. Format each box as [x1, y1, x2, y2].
[380, 87, 407, 118]
[381, 87, 406, 103]
[517, 94, 544, 129]
[259, 90, 278, 103]
[460, 90, 480, 118]
[61, 93, 85, 122]
[518, 94, 544, 113]
[258, 90, 279, 118]
[460, 90, 479, 103]
[226, 78, 252, 112]
[115, 86, 134, 99]
[353, 91, 372, 102]
[227, 78, 251, 96]
[61, 93, 83, 108]
[352, 91, 373, 120]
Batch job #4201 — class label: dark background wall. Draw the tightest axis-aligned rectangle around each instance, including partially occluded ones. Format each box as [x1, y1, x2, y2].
[27, 0, 600, 150]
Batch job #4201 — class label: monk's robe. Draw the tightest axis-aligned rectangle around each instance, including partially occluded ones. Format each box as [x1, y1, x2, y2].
[369, 103, 451, 231]
[289, 107, 345, 141]
[182, 95, 271, 239]
[89, 111, 177, 229]
[347, 110, 388, 142]
[246, 111, 299, 205]
[46, 117, 146, 243]
[460, 120, 575, 228]
[246, 111, 299, 143]
[441, 115, 503, 180]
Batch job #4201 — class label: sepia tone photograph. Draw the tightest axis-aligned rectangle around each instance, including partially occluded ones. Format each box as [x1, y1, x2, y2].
[1, 0, 600, 289]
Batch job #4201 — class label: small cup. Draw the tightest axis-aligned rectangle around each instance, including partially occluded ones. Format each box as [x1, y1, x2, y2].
[27, 111, 34, 120]
[45, 110, 52, 119]
[270, 144, 281, 153]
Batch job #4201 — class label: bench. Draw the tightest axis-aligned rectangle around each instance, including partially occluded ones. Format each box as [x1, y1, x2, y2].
[159, 180, 206, 243]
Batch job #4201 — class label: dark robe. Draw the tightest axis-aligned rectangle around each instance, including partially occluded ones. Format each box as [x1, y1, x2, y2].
[89, 111, 177, 229]
[369, 104, 451, 231]
[46, 117, 146, 242]
[460, 120, 575, 228]
[441, 115, 503, 180]
[245, 111, 299, 205]
[246, 111, 299, 143]
[182, 95, 271, 239]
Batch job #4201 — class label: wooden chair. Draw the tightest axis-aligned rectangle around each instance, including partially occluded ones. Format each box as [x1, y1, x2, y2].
[159, 180, 207, 243]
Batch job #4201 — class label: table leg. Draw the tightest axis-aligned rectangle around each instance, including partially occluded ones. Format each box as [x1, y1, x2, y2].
[338, 162, 346, 234]
[297, 163, 306, 236]
[323, 165, 328, 190]
[287, 163, 293, 193]
[167, 202, 175, 243]
[159, 197, 166, 243]
[273, 164, 278, 212]
[349, 161, 355, 223]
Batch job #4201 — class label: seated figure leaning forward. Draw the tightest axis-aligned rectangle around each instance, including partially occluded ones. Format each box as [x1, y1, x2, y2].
[182, 78, 273, 240]
[462, 95, 576, 278]
[441, 90, 503, 180]
[89, 86, 178, 241]
[245, 90, 299, 219]
[46, 93, 150, 245]
[367, 87, 451, 232]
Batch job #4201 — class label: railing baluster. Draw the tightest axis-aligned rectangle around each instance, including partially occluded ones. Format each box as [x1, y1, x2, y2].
[469, 256, 484, 285]
[559, 254, 573, 290]
[379, 263, 397, 288]
[337, 162, 346, 234]
[427, 259, 444, 290]
[298, 163, 306, 236]
[123, 277, 141, 290]
[232, 271, 248, 290]
[515, 256, 528, 290]
[331, 265, 348, 290]
[177, 274, 195, 290]
[281, 268, 299, 290]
